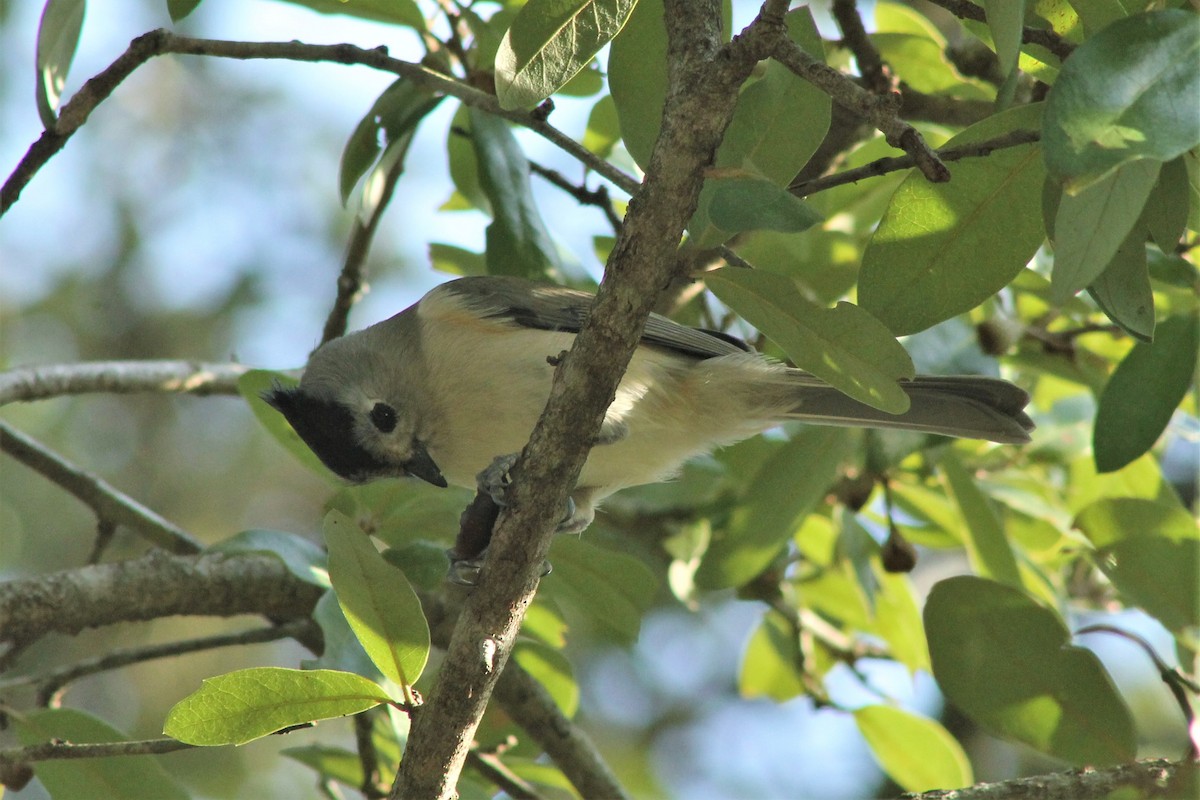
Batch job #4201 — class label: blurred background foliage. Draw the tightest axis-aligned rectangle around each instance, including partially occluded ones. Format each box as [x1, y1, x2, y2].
[1, 0, 1197, 798]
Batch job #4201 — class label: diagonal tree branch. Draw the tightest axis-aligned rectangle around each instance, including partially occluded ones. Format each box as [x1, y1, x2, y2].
[0, 361, 248, 405]
[2, 30, 640, 217]
[0, 422, 203, 555]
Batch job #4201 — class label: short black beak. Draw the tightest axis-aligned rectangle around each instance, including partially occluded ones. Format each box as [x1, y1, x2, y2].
[405, 441, 448, 488]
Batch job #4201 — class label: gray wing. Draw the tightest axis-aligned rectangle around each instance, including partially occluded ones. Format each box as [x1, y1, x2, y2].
[440, 275, 750, 359]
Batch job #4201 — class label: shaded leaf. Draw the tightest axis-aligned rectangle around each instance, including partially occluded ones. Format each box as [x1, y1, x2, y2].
[539, 535, 657, 643]
[707, 268, 915, 412]
[324, 510, 430, 691]
[164, 667, 390, 745]
[926, 576, 1136, 765]
[607, 0, 667, 170]
[239, 370, 335, 480]
[211, 529, 330, 588]
[706, 176, 823, 237]
[429, 242, 487, 277]
[16, 708, 189, 800]
[36, 0, 86, 128]
[1087, 233, 1153, 342]
[855, 705, 973, 792]
[1144, 156, 1191, 252]
[168, 0, 202, 22]
[339, 78, 441, 204]
[939, 451, 1022, 588]
[1094, 312, 1199, 472]
[1043, 10, 1200, 189]
[859, 103, 1045, 335]
[495, 0, 637, 109]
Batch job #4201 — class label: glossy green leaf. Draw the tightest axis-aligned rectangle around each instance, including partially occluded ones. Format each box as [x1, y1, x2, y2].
[1077, 499, 1200, 632]
[926, 576, 1136, 765]
[706, 176, 823, 237]
[583, 94, 620, 159]
[168, 0, 202, 22]
[540, 535, 657, 643]
[939, 451, 1022, 588]
[859, 103, 1046, 335]
[324, 510, 430, 691]
[239, 370, 335, 480]
[210, 529, 330, 588]
[707, 268, 915, 413]
[740, 610, 806, 701]
[36, 0, 86, 128]
[495, 0, 637, 110]
[339, 79, 441, 204]
[16, 708, 189, 800]
[698, 427, 855, 588]
[272, 0, 425, 30]
[1043, 10, 1200, 189]
[164, 667, 390, 745]
[608, 0, 667, 170]
[1050, 157, 1161, 304]
[1094, 312, 1199, 472]
[513, 640, 579, 716]
[855, 705, 973, 792]
[1144, 156, 1190, 252]
[1087, 233, 1153, 342]
[469, 107, 564, 281]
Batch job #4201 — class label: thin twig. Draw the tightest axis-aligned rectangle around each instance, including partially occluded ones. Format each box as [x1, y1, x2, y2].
[0, 422, 202, 555]
[0, 360, 248, 405]
[466, 749, 543, 800]
[9, 621, 314, 706]
[354, 710, 387, 798]
[0, 737, 193, 767]
[831, 0, 892, 94]
[790, 128, 1041, 196]
[925, 0, 1076, 61]
[2, 30, 640, 217]
[528, 160, 624, 235]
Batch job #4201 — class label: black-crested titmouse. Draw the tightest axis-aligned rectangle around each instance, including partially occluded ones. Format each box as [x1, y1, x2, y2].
[265, 276, 1033, 533]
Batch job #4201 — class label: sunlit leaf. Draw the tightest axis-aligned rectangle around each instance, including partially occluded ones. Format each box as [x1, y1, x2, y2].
[495, 0, 637, 109]
[271, 0, 425, 30]
[939, 451, 1022, 588]
[164, 667, 390, 745]
[707, 268, 915, 412]
[855, 705, 972, 792]
[740, 610, 806, 701]
[926, 576, 1136, 765]
[539, 535, 657, 643]
[513, 641, 579, 717]
[324, 510, 430, 691]
[36, 0, 86, 128]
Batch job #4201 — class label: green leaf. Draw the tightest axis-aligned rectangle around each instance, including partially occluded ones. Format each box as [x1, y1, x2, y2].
[1094, 312, 1199, 472]
[446, 105, 490, 213]
[168, 0, 202, 22]
[1043, 10, 1200, 189]
[339, 79, 441, 204]
[36, 0, 86, 128]
[854, 705, 973, 793]
[984, 0, 1025, 77]
[305, 590, 380, 678]
[429, 242, 487, 277]
[539, 535, 657, 643]
[1144, 155, 1191, 252]
[513, 640, 579, 716]
[697, 427, 855, 588]
[706, 268, 915, 413]
[608, 0, 667, 170]
[239, 369, 336, 480]
[164, 667, 390, 745]
[16, 708, 189, 800]
[859, 103, 1046, 335]
[324, 510, 429, 692]
[740, 610, 806, 701]
[706, 176, 823, 237]
[1076, 498, 1200, 632]
[210, 529, 330, 588]
[583, 94, 620, 159]
[1050, 157, 1161, 304]
[282, 744, 364, 787]
[939, 451, 1022, 588]
[270, 0, 425, 30]
[926, 576, 1136, 765]
[495, 0, 638, 110]
[1087, 234, 1153, 342]
[469, 107, 566, 281]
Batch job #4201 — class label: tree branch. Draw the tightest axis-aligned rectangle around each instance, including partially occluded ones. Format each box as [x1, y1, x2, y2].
[0, 738, 193, 768]
[895, 759, 1189, 800]
[790, 129, 1041, 196]
[0, 422, 203, 555]
[0, 360, 248, 405]
[2, 30, 639, 217]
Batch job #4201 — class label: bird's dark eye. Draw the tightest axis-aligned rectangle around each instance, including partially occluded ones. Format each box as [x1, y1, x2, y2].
[369, 402, 398, 433]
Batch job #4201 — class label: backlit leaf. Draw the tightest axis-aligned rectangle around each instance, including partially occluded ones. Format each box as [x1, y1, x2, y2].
[36, 0, 86, 128]
[855, 705, 972, 792]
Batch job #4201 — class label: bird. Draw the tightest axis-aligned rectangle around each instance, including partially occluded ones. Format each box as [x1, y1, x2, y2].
[265, 275, 1033, 540]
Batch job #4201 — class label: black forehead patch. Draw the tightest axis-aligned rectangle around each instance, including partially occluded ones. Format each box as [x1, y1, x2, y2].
[262, 385, 391, 481]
